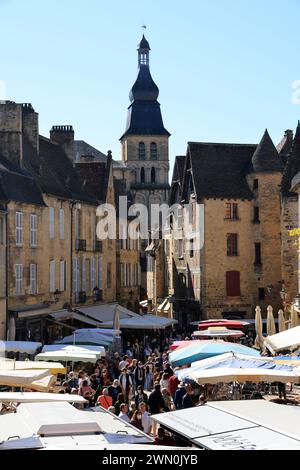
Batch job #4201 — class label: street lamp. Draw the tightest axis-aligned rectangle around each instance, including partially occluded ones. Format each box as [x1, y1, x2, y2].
[93, 286, 100, 303]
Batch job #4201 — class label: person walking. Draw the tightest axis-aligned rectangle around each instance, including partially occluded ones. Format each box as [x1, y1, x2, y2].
[173, 382, 186, 410]
[182, 386, 196, 409]
[139, 402, 152, 435]
[119, 368, 133, 402]
[97, 388, 113, 410]
[148, 383, 166, 415]
[119, 403, 130, 423]
[134, 361, 145, 388]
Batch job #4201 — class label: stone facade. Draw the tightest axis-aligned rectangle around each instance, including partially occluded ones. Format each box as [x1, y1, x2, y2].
[0, 209, 6, 339]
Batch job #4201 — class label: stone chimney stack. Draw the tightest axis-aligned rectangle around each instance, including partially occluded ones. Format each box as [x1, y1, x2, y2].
[50, 125, 75, 162]
[21, 103, 39, 156]
[0, 101, 23, 167]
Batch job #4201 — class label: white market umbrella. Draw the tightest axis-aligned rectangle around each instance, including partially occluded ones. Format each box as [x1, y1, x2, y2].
[35, 348, 101, 364]
[264, 325, 300, 353]
[267, 305, 276, 337]
[0, 369, 56, 392]
[192, 327, 244, 338]
[278, 310, 286, 333]
[189, 367, 300, 385]
[0, 341, 42, 355]
[0, 360, 65, 375]
[255, 306, 264, 350]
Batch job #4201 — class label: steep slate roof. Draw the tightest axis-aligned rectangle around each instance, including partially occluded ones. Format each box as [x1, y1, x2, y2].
[138, 34, 150, 50]
[74, 140, 107, 162]
[277, 130, 294, 162]
[0, 152, 44, 206]
[281, 122, 300, 196]
[22, 136, 98, 204]
[185, 142, 257, 200]
[172, 155, 186, 185]
[248, 129, 282, 173]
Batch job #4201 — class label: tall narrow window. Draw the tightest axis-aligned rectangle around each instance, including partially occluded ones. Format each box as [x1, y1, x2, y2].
[15, 264, 23, 295]
[190, 239, 194, 258]
[60, 260, 66, 292]
[15, 212, 23, 246]
[91, 256, 96, 289]
[75, 209, 81, 240]
[82, 256, 86, 292]
[141, 167, 145, 184]
[73, 258, 79, 294]
[178, 239, 184, 258]
[226, 271, 241, 296]
[49, 207, 55, 239]
[255, 243, 262, 265]
[253, 179, 259, 190]
[98, 256, 103, 289]
[151, 167, 156, 184]
[107, 262, 112, 288]
[139, 142, 145, 160]
[30, 263, 37, 294]
[258, 287, 265, 300]
[49, 260, 55, 293]
[253, 207, 260, 223]
[30, 214, 37, 247]
[0, 215, 5, 245]
[225, 203, 238, 220]
[227, 233, 238, 256]
[59, 208, 65, 239]
[150, 142, 157, 160]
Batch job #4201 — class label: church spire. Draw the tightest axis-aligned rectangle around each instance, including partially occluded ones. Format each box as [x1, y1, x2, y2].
[137, 34, 150, 67]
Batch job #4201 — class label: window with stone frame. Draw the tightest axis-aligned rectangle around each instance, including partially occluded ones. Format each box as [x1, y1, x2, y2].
[139, 142, 146, 160]
[225, 203, 238, 220]
[253, 206, 260, 223]
[254, 242, 262, 265]
[227, 233, 238, 256]
[150, 142, 157, 160]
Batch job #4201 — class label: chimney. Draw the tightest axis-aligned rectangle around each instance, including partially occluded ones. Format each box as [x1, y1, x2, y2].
[285, 129, 293, 140]
[0, 101, 23, 167]
[50, 125, 75, 162]
[21, 103, 39, 156]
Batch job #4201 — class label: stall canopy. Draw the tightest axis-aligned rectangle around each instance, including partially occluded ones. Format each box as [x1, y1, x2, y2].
[0, 369, 56, 392]
[192, 327, 244, 338]
[194, 319, 249, 330]
[77, 304, 177, 330]
[176, 352, 294, 381]
[151, 400, 300, 449]
[42, 344, 106, 355]
[0, 392, 87, 404]
[264, 326, 300, 353]
[0, 360, 65, 375]
[0, 341, 42, 355]
[55, 329, 115, 347]
[186, 367, 300, 385]
[35, 345, 105, 363]
[169, 340, 260, 367]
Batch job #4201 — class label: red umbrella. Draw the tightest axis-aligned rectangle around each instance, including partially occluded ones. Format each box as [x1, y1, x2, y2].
[198, 320, 248, 330]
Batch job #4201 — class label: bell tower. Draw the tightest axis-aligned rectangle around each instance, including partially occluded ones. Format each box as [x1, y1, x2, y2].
[120, 35, 171, 216]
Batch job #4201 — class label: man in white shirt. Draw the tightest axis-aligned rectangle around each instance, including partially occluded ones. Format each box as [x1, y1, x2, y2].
[139, 402, 152, 435]
[119, 355, 129, 370]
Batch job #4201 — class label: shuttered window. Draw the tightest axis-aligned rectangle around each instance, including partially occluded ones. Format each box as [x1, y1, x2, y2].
[73, 258, 78, 294]
[91, 256, 96, 289]
[59, 209, 65, 240]
[49, 260, 55, 292]
[15, 212, 23, 246]
[226, 271, 241, 297]
[30, 214, 38, 247]
[60, 260, 66, 292]
[15, 264, 23, 295]
[82, 256, 86, 292]
[49, 207, 55, 239]
[98, 256, 103, 289]
[30, 263, 37, 294]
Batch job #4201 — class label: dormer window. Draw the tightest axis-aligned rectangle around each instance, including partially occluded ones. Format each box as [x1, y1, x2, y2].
[139, 142, 145, 160]
[150, 142, 157, 160]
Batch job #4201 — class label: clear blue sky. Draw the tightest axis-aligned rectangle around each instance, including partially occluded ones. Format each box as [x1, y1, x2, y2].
[1, 0, 300, 171]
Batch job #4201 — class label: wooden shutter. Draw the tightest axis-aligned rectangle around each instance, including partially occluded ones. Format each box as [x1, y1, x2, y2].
[226, 271, 240, 296]
[59, 209, 65, 240]
[49, 260, 55, 292]
[49, 207, 55, 239]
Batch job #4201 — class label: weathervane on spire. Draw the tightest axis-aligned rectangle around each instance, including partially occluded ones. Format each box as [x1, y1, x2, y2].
[142, 23, 146, 31]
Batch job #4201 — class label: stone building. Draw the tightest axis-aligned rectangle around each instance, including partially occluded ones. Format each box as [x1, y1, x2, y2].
[0, 205, 6, 339]
[0, 100, 116, 341]
[167, 130, 284, 325]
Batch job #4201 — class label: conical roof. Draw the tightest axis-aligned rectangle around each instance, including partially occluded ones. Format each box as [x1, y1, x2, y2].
[138, 34, 150, 50]
[249, 129, 282, 173]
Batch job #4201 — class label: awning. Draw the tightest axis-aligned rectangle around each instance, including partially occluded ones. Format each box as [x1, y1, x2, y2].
[77, 304, 177, 330]
[0, 341, 42, 354]
[0, 392, 87, 404]
[151, 401, 300, 449]
[0, 370, 56, 392]
[50, 311, 103, 328]
[35, 345, 105, 363]
[0, 360, 66, 375]
[187, 367, 300, 385]
[264, 325, 300, 353]
[42, 344, 106, 356]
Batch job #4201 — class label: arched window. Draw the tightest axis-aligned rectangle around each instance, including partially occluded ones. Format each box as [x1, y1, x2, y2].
[139, 142, 145, 160]
[151, 167, 156, 184]
[150, 142, 157, 160]
[141, 167, 145, 184]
